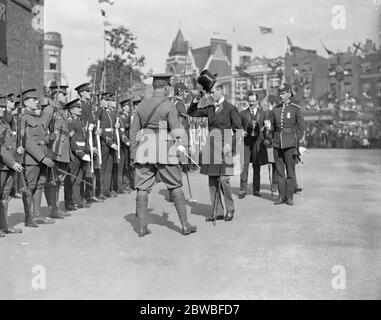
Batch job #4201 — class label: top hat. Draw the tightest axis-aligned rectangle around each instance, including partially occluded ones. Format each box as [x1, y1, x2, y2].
[197, 70, 217, 93]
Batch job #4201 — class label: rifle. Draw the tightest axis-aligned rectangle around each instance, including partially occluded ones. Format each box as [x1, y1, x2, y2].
[14, 77, 29, 195]
[115, 89, 121, 162]
[46, 84, 60, 185]
[88, 72, 98, 174]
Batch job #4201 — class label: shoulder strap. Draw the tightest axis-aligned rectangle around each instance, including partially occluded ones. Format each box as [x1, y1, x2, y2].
[142, 98, 166, 129]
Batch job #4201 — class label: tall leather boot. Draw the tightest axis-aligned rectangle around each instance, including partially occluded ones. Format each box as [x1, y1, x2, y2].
[0, 199, 9, 235]
[34, 189, 55, 225]
[56, 181, 71, 217]
[136, 192, 151, 237]
[24, 193, 38, 228]
[1, 197, 23, 234]
[46, 186, 65, 219]
[171, 188, 197, 235]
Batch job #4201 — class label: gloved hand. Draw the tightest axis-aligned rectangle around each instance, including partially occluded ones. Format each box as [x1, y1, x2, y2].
[42, 157, 55, 168]
[95, 128, 102, 135]
[111, 144, 118, 151]
[298, 147, 307, 156]
[16, 147, 25, 155]
[88, 124, 95, 131]
[177, 145, 187, 155]
[12, 163, 23, 173]
[82, 154, 91, 162]
[115, 122, 121, 129]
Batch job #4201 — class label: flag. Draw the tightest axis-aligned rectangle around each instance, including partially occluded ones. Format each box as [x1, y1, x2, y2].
[99, 0, 114, 4]
[321, 41, 334, 56]
[286, 36, 293, 48]
[103, 20, 112, 27]
[353, 43, 365, 58]
[237, 44, 253, 52]
[259, 26, 273, 34]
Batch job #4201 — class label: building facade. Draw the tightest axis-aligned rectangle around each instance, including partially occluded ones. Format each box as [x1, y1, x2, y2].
[166, 29, 233, 100]
[0, 0, 44, 98]
[44, 31, 64, 90]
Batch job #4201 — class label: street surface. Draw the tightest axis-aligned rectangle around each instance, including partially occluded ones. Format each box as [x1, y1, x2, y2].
[0, 149, 380, 300]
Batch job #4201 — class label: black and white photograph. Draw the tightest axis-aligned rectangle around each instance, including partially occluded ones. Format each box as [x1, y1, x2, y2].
[0, 0, 380, 303]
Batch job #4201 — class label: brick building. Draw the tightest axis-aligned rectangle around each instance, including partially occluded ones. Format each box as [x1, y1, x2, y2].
[0, 0, 44, 98]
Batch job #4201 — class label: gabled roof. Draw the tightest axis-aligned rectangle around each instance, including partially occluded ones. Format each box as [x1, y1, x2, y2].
[192, 46, 210, 71]
[169, 29, 188, 56]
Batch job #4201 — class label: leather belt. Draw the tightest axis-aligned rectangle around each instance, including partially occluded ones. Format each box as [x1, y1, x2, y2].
[104, 128, 114, 132]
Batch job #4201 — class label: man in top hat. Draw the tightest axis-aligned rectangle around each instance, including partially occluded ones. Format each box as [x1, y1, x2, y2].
[238, 91, 268, 199]
[130, 73, 197, 237]
[0, 95, 24, 237]
[20, 89, 55, 227]
[63, 98, 92, 211]
[41, 84, 72, 219]
[265, 83, 306, 206]
[188, 71, 243, 222]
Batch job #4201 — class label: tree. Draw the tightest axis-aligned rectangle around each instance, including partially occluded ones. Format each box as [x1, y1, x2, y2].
[87, 26, 146, 95]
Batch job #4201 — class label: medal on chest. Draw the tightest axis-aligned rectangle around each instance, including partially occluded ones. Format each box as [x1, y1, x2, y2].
[287, 112, 291, 119]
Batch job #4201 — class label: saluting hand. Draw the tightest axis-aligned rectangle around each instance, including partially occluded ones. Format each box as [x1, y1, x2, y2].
[12, 163, 24, 173]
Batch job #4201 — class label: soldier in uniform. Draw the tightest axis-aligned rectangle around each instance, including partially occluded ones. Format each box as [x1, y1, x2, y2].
[265, 83, 306, 206]
[113, 97, 132, 194]
[98, 93, 118, 198]
[238, 91, 268, 199]
[188, 71, 242, 222]
[130, 74, 197, 237]
[41, 85, 72, 219]
[64, 99, 92, 210]
[75, 82, 100, 204]
[0, 95, 24, 236]
[20, 90, 55, 227]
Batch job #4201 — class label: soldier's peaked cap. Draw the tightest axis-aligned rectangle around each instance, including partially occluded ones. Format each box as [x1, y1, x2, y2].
[101, 92, 111, 100]
[64, 98, 81, 110]
[152, 73, 172, 86]
[17, 89, 38, 99]
[279, 83, 292, 94]
[75, 82, 91, 93]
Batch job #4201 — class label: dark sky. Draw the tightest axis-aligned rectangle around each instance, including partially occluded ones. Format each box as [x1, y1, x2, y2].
[45, 0, 380, 89]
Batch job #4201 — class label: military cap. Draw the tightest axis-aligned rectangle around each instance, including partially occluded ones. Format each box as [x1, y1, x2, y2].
[75, 82, 91, 93]
[64, 98, 81, 110]
[101, 92, 111, 100]
[17, 89, 38, 100]
[120, 97, 130, 106]
[174, 82, 189, 95]
[197, 70, 217, 93]
[279, 83, 292, 94]
[152, 73, 172, 86]
[50, 84, 68, 95]
[109, 93, 116, 101]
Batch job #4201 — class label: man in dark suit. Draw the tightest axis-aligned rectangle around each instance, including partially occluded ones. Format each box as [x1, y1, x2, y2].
[266, 83, 306, 206]
[239, 91, 268, 199]
[188, 75, 242, 222]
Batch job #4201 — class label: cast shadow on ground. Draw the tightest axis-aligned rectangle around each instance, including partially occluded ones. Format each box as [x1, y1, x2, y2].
[230, 186, 276, 202]
[7, 201, 66, 228]
[124, 208, 183, 236]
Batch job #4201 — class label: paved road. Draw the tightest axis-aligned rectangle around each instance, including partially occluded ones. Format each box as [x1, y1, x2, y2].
[1, 149, 380, 300]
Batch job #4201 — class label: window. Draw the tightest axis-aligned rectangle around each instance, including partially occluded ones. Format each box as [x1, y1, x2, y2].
[344, 82, 351, 94]
[49, 55, 58, 70]
[344, 62, 352, 76]
[377, 82, 381, 97]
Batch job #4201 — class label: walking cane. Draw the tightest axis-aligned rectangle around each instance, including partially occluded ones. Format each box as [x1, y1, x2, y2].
[211, 161, 224, 227]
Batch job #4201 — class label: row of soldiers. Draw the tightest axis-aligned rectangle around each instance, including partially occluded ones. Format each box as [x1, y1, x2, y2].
[0, 83, 138, 238]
